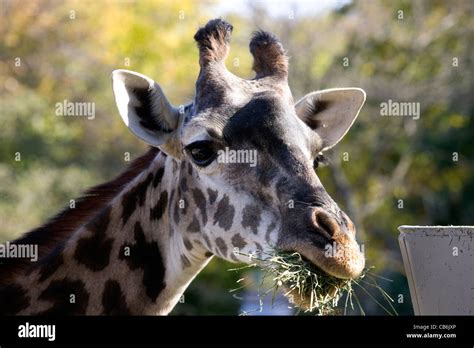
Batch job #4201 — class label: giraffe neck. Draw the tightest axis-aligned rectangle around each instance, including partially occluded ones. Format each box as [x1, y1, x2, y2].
[5, 152, 212, 315]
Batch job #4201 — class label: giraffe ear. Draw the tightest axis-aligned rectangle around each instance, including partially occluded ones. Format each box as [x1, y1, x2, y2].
[112, 69, 181, 150]
[295, 88, 366, 151]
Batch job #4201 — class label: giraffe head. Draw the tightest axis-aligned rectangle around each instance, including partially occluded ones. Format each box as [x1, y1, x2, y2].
[111, 19, 366, 282]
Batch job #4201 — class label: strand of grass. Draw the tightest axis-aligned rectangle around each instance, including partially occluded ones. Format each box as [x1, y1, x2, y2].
[360, 268, 398, 315]
[227, 263, 257, 272]
[366, 271, 394, 282]
[379, 291, 398, 316]
[361, 276, 395, 298]
[265, 280, 299, 313]
[259, 270, 280, 309]
[229, 273, 268, 296]
[351, 289, 366, 315]
[270, 285, 278, 308]
[229, 284, 247, 293]
[363, 275, 398, 315]
[343, 288, 353, 315]
[229, 271, 260, 294]
[357, 278, 394, 301]
[258, 283, 286, 312]
[352, 280, 395, 316]
[360, 275, 398, 315]
[254, 281, 289, 313]
[261, 283, 280, 297]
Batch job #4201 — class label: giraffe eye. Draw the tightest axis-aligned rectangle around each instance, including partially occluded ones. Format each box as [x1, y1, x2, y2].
[185, 141, 217, 167]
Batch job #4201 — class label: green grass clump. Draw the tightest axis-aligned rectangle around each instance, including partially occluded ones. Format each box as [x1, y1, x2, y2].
[264, 251, 355, 315]
[230, 251, 398, 316]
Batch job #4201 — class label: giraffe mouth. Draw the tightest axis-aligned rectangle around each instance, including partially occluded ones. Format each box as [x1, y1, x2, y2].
[281, 235, 366, 281]
[296, 243, 365, 280]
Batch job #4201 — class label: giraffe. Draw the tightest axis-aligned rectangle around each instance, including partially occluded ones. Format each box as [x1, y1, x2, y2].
[0, 19, 366, 315]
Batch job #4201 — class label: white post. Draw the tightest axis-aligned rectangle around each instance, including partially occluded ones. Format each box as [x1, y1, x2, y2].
[398, 226, 473, 315]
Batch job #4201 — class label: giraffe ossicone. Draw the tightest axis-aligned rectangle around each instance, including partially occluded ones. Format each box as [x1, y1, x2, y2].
[0, 19, 366, 315]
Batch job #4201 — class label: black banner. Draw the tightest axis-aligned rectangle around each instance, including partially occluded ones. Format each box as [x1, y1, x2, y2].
[0, 315, 472, 346]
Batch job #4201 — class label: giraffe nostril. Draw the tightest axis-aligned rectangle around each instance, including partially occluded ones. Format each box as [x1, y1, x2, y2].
[313, 209, 338, 237]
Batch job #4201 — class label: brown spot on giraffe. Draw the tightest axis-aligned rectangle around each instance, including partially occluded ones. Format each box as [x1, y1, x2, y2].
[152, 167, 165, 188]
[37, 278, 89, 315]
[265, 221, 277, 243]
[74, 205, 114, 271]
[102, 280, 130, 315]
[183, 238, 193, 251]
[207, 188, 218, 204]
[0, 284, 30, 315]
[38, 244, 65, 282]
[231, 233, 247, 249]
[213, 194, 235, 231]
[122, 173, 154, 225]
[180, 177, 188, 192]
[186, 214, 200, 233]
[118, 222, 166, 302]
[192, 188, 207, 225]
[241, 204, 262, 235]
[150, 191, 168, 221]
[180, 160, 187, 172]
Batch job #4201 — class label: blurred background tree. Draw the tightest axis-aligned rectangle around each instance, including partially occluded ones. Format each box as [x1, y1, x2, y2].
[1, 0, 472, 315]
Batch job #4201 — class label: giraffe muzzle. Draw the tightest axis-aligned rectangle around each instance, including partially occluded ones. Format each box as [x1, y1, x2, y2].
[307, 208, 364, 279]
[280, 206, 365, 279]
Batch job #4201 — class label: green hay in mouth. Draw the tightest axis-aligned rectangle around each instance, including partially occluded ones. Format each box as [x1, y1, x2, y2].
[229, 251, 398, 316]
[265, 251, 354, 314]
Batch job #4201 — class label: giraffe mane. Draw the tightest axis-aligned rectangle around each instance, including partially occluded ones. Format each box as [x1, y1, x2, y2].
[0, 147, 160, 287]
